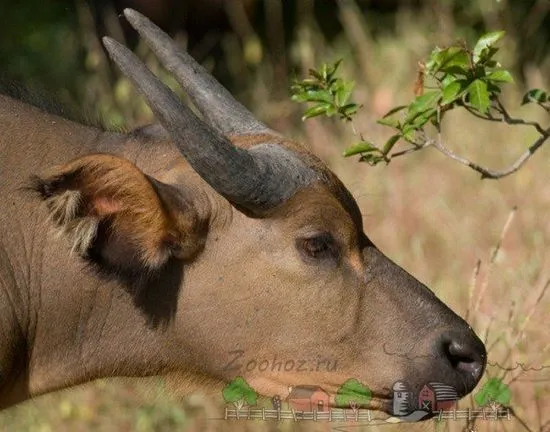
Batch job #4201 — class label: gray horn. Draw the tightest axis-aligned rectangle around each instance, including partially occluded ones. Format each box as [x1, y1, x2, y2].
[102, 35, 311, 214]
[123, 8, 269, 136]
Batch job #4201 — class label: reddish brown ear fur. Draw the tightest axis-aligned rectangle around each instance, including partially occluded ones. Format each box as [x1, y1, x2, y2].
[32, 154, 207, 273]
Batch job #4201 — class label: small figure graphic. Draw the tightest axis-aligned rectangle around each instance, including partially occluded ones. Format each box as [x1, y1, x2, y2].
[271, 395, 282, 411]
[392, 381, 412, 416]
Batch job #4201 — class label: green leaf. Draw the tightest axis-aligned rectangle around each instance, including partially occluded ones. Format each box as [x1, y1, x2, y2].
[401, 126, 416, 142]
[359, 153, 386, 165]
[382, 134, 400, 155]
[522, 88, 548, 105]
[336, 80, 355, 106]
[441, 74, 458, 87]
[466, 79, 490, 113]
[425, 47, 441, 72]
[404, 91, 441, 124]
[343, 141, 379, 157]
[377, 117, 400, 128]
[427, 46, 470, 75]
[299, 90, 332, 103]
[320, 63, 328, 81]
[477, 46, 499, 65]
[308, 68, 323, 81]
[486, 82, 502, 94]
[326, 105, 337, 116]
[484, 70, 514, 83]
[328, 78, 342, 93]
[439, 50, 470, 74]
[296, 78, 323, 89]
[339, 103, 360, 119]
[290, 93, 308, 103]
[484, 60, 501, 68]
[411, 107, 438, 129]
[473, 31, 505, 63]
[326, 59, 343, 81]
[302, 103, 331, 120]
[442, 80, 465, 105]
[382, 105, 408, 118]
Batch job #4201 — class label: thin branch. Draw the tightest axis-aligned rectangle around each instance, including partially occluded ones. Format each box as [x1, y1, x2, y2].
[464, 104, 505, 123]
[429, 126, 550, 179]
[415, 97, 550, 178]
[463, 99, 546, 135]
[495, 98, 546, 135]
[389, 143, 430, 158]
[486, 332, 505, 353]
[465, 258, 481, 323]
[500, 278, 550, 382]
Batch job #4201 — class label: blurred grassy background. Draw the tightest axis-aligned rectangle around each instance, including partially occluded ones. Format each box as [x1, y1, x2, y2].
[0, 0, 549, 431]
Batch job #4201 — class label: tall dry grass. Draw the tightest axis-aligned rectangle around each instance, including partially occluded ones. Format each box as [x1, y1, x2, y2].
[0, 1, 548, 431]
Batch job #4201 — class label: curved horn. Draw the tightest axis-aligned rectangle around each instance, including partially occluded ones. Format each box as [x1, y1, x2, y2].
[122, 8, 269, 136]
[102, 37, 310, 213]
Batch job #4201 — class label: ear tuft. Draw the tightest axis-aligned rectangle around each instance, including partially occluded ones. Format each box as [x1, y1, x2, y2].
[67, 217, 98, 256]
[32, 154, 207, 275]
[47, 189, 83, 225]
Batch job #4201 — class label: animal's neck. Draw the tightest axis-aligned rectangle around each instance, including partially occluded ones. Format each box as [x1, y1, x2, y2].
[18, 240, 190, 406]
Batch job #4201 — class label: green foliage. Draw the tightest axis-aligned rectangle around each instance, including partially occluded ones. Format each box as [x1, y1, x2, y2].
[335, 378, 372, 410]
[373, 31, 516, 153]
[522, 89, 549, 106]
[291, 31, 549, 177]
[291, 60, 361, 121]
[474, 377, 511, 407]
[222, 377, 257, 409]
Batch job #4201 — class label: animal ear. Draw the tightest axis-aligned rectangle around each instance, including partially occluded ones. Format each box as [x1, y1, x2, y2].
[32, 154, 207, 273]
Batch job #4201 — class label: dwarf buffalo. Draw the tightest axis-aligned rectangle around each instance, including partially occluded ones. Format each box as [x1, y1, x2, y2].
[0, 9, 485, 413]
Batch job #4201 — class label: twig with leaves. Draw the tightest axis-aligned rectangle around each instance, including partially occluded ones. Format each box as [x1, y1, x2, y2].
[291, 31, 549, 179]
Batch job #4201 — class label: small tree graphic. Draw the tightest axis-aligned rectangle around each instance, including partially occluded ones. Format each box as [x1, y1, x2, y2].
[335, 378, 372, 420]
[222, 377, 258, 413]
[474, 377, 511, 409]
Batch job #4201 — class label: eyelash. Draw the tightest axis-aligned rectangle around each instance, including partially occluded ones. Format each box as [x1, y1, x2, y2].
[297, 233, 339, 262]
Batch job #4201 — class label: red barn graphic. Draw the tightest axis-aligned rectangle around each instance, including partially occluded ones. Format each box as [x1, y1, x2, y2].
[287, 385, 330, 411]
[418, 384, 436, 411]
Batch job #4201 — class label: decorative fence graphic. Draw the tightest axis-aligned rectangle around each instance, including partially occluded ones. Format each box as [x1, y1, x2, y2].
[434, 408, 511, 421]
[224, 407, 372, 422]
[224, 407, 511, 422]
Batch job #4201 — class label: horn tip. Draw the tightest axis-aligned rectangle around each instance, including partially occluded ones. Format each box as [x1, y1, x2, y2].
[123, 8, 141, 23]
[101, 36, 123, 53]
[102, 36, 115, 49]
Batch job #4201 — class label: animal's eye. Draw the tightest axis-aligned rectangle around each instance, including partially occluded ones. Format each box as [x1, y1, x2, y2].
[297, 233, 339, 262]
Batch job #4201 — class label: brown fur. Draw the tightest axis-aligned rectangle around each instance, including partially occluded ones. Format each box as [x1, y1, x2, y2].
[32, 153, 207, 273]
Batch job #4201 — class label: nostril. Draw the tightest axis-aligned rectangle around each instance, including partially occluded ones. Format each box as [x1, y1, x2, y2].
[439, 331, 486, 384]
[445, 341, 479, 375]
